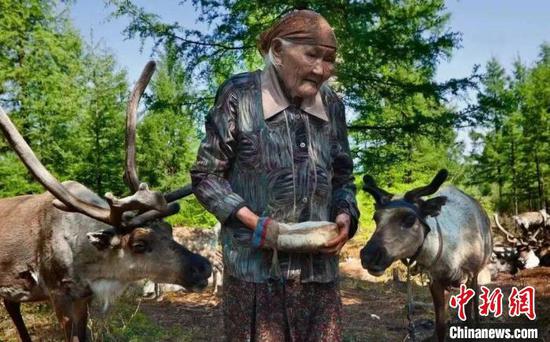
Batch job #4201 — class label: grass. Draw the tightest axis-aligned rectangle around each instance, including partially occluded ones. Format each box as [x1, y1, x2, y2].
[0, 292, 198, 342]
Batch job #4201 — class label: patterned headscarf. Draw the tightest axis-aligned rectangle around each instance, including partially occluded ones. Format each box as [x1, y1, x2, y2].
[257, 9, 337, 56]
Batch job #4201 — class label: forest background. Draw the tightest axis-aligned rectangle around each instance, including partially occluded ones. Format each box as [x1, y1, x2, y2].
[0, 0, 548, 238]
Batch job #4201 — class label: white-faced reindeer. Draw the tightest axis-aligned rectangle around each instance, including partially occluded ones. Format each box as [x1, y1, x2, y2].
[360, 170, 492, 342]
[0, 62, 211, 342]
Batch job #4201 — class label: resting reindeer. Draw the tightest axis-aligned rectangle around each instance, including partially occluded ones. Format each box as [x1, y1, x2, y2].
[0, 62, 211, 342]
[494, 213, 548, 270]
[360, 170, 492, 342]
[514, 209, 549, 235]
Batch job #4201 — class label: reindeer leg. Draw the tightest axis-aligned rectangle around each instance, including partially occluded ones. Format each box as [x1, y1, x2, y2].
[429, 281, 449, 342]
[465, 279, 473, 324]
[464, 276, 480, 325]
[212, 269, 218, 295]
[50, 294, 90, 342]
[3, 299, 32, 342]
[471, 275, 480, 324]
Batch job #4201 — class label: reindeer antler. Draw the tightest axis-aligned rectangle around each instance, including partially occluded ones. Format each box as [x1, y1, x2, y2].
[362, 174, 393, 205]
[404, 169, 448, 201]
[120, 61, 194, 228]
[493, 213, 524, 245]
[125, 61, 156, 192]
[0, 61, 177, 228]
[0, 106, 167, 227]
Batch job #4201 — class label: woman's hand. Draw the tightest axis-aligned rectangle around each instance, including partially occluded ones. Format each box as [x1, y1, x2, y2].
[321, 213, 351, 254]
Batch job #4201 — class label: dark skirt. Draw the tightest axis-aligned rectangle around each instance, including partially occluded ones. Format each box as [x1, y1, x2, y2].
[223, 275, 342, 342]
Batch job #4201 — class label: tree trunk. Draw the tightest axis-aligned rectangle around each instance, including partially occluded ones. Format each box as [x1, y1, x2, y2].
[510, 133, 518, 215]
[534, 151, 545, 210]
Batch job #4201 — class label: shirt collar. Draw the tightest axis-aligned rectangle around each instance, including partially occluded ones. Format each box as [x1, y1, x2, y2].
[260, 65, 329, 122]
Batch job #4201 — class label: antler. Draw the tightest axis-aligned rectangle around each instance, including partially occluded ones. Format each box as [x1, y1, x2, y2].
[362, 175, 393, 205]
[125, 60, 156, 192]
[0, 106, 167, 228]
[0, 61, 176, 228]
[404, 169, 448, 201]
[120, 61, 194, 228]
[494, 213, 524, 245]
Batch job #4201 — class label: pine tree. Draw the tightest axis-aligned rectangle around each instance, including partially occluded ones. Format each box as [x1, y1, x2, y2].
[67, 41, 129, 196]
[0, 0, 84, 195]
[138, 42, 216, 227]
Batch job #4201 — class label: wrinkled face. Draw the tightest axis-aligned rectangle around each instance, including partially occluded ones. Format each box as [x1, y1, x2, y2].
[360, 208, 426, 276]
[274, 40, 336, 99]
[87, 221, 212, 290]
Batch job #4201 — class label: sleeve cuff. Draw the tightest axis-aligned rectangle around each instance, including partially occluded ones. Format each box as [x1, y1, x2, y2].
[332, 199, 360, 239]
[228, 201, 249, 224]
[213, 193, 247, 224]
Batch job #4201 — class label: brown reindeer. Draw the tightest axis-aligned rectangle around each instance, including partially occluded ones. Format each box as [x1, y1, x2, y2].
[360, 170, 492, 342]
[0, 62, 211, 341]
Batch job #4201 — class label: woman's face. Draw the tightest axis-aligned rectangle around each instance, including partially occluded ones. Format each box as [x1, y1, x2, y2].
[273, 40, 336, 100]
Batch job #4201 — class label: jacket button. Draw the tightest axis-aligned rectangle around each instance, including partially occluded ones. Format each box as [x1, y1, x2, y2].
[302, 197, 308, 203]
[299, 142, 306, 148]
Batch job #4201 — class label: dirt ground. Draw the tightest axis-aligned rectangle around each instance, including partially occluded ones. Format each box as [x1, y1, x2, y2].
[1, 242, 549, 341]
[137, 242, 550, 342]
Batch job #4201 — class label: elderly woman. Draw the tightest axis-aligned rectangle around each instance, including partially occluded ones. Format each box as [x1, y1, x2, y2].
[191, 9, 359, 341]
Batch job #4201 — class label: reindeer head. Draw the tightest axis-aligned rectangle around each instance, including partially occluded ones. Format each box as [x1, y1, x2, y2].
[0, 62, 212, 290]
[86, 220, 210, 290]
[360, 170, 448, 276]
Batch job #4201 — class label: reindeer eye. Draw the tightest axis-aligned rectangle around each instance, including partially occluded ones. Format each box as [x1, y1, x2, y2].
[131, 241, 149, 254]
[402, 214, 417, 228]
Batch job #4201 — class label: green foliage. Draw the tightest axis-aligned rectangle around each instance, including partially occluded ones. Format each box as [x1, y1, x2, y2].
[0, 1, 213, 228]
[166, 196, 218, 228]
[0, 0, 85, 195]
[108, 1, 476, 175]
[467, 45, 550, 213]
[1, 0, 546, 234]
[137, 42, 216, 227]
[67, 42, 129, 195]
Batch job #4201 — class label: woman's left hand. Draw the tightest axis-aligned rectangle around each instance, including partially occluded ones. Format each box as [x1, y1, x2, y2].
[320, 213, 351, 254]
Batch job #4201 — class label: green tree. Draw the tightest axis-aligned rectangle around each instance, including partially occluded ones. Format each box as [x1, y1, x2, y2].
[67, 41, 129, 196]
[0, 0, 84, 195]
[468, 58, 515, 210]
[517, 45, 550, 210]
[109, 0, 474, 181]
[469, 45, 549, 213]
[138, 42, 216, 227]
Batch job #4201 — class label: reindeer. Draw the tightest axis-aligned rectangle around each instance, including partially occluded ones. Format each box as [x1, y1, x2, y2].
[513, 209, 549, 236]
[493, 213, 549, 270]
[360, 170, 492, 342]
[0, 62, 212, 342]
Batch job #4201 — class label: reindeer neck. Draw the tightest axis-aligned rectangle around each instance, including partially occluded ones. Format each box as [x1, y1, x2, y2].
[415, 217, 443, 271]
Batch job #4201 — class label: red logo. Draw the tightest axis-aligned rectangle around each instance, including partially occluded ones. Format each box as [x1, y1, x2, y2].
[449, 285, 536, 321]
[449, 284, 475, 321]
[478, 286, 503, 317]
[508, 286, 536, 320]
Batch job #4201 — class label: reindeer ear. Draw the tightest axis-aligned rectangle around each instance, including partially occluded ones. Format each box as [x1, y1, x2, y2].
[419, 196, 447, 217]
[87, 230, 120, 250]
